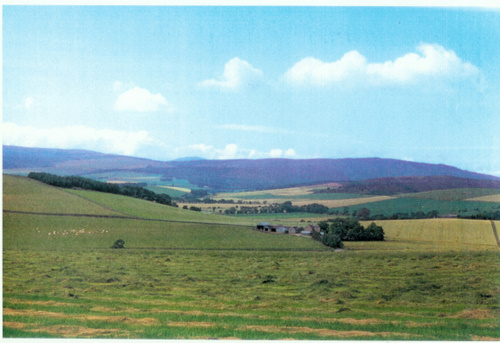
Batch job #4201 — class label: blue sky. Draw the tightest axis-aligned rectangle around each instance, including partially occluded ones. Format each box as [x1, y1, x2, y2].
[3, 5, 499, 175]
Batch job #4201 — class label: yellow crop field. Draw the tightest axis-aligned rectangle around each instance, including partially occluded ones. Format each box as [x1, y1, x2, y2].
[466, 194, 500, 203]
[157, 185, 191, 193]
[364, 219, 499, 247]
[291, 196, 394, 208]
[213, 183, 340, 199]
[179, 196, 394, 212]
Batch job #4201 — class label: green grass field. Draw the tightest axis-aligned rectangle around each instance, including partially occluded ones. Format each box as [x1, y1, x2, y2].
[3, 175, 122, 216]
[343, 197, 500, 216]
[3, 175, 500, 339]
[400, 188, 500, 201]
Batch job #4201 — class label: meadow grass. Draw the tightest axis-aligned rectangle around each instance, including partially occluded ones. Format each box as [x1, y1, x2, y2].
[145, 185, 189, 198]
[400, 188, 500, 201]
[4, 247, 500, 339]
[3, 175, 500, 339]
[344, 197, 500, 216]
[361, 218, 499, 247]
[65, 189, 256, 225]
[2, 175, 120, 216]
[467, 194, 500, 203]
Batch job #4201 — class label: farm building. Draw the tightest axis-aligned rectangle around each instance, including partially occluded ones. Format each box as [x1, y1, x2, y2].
[305, 224, 321, 233]
[275, 226, 289, 234]
[257, 222, 275, 232]
[256, 223, 299, 234]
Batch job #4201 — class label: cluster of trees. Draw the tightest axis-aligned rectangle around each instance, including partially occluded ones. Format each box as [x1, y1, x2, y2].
[182, 205, 202, 212]
[28, 172, 176, 207]
[327, 207, 440, 220]
[458, 211, 500, 220]
[224, 201, 329, 215]
[356, 208, 440, 220]
[312, 218, 384, 249]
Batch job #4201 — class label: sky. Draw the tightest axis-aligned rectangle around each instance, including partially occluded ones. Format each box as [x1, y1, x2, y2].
[2, 5, 499, 175]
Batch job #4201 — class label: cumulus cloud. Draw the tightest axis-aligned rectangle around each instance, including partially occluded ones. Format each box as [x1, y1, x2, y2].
[3, 122, 155, 156]
[218, 144, 239, 159]
[179, 143, 298, 160]
[114, 86, 172, 112]
[284, 148, 297, 157]
[284, 43, 483, 87]
[188, 143, 214, 154]
[199, 57, 264, 90]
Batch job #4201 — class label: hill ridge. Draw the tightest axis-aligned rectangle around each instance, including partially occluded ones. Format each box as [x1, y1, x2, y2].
[4, 145, 498, 192]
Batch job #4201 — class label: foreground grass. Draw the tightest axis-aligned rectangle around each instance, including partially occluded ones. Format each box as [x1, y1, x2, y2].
[4, 248, 500, 339]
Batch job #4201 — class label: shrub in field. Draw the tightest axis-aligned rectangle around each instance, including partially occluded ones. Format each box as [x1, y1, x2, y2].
[314, 218, 384, 248]
[321, 233, 344, 249]
[110, 239, 125, 249]
[364, 222, 384, 241]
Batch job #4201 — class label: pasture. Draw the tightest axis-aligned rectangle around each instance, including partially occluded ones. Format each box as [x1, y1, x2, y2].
[3, 175, 500, 339]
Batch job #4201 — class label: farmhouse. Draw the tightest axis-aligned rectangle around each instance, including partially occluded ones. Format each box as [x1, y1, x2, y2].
[305, 224, 321, 233]
[275, 226, 289, 234]
[256, 223, 301, 234]
[256, 222, 275, 232]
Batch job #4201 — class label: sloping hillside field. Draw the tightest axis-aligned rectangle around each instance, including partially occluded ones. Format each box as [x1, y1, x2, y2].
[3, 175, 500, 339]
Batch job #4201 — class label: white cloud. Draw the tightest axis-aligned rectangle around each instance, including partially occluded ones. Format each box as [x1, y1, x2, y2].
[24, 97, 35, 110]
[188, 143, 214, 154]
[177, 143, 298, 160]
[199, 57, 263, 90]
[284, 51, 366, 86]
[269, 149, 283, 158]
[3, 122, 155, 156]
[114, 86, 171, 112]
[218, 144, 239, 159]
[284, 44, 482, 87]
[284, 148, 297, 157]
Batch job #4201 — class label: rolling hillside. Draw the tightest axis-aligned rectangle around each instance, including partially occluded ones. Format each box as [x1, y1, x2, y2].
[4, 145, 499, 192]
[2, 174, 325, 251]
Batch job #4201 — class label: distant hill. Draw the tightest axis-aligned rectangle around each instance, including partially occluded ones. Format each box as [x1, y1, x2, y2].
[316, 176, 500, 196]
[3, 145, 499, 192]
[173, 157, 206, 162]
[3, 145, 167, 175]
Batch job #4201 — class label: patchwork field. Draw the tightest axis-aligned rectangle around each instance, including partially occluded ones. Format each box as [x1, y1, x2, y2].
[3, 175, 500, 339]
[343, 197, 500, 217]
[467, 194, 500, 203]
[401, 188, 500, 201]
[213, 183, 341, 199]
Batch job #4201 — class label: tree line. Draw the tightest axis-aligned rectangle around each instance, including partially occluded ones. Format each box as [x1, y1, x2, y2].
[312, 218, 384, 249]
[224, 201, 329, 215]
[28, 172, 176, 207]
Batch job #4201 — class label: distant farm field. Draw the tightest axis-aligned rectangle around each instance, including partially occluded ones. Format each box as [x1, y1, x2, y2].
[467, 194, 500, 203]
[3, 175, 500, 339]
[343, 197, 500, 216]
[401, 188, 500, 201]
[213, 183, 340, 199]
[362, 219, 499, 247]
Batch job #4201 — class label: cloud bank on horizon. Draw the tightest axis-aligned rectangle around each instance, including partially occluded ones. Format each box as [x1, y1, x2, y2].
[2, 6, 498, 175]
